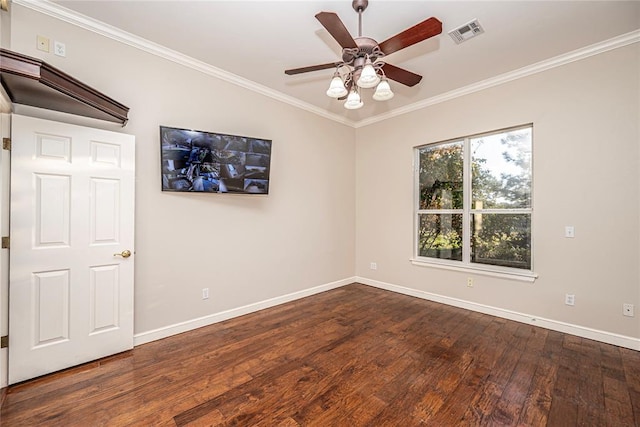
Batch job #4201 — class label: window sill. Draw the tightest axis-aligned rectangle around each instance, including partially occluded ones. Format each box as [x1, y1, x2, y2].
[409, 258, 538, 282]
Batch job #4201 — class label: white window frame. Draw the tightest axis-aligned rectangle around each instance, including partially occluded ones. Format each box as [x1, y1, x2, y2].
[411, 124, 537, 282]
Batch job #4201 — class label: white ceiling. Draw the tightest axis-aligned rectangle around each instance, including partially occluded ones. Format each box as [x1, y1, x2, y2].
[48, 0, 640, 125]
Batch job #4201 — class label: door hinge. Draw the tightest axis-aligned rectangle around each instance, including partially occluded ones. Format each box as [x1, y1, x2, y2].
[1, 236, 8, 249]
[2, 137, 10, 151]
[0, 336, 7, 348]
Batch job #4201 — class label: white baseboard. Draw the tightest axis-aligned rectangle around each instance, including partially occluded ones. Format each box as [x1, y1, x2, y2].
[356, 276, 640, 351]
[134, 276, 639, 352]
[134, 277, 356, 346]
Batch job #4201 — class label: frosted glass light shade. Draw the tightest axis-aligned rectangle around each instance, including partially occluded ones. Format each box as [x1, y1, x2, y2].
[344, 89, 363, 109]
[357, 61, 380, 89]
[373, 79, 394, 101]
[326, 76, 348, 98]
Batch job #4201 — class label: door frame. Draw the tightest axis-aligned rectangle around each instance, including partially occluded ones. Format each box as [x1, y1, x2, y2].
[0, 90, 12, 389]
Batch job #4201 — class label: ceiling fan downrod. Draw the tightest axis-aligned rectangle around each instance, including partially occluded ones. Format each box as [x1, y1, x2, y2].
[352, 0, 368, 37]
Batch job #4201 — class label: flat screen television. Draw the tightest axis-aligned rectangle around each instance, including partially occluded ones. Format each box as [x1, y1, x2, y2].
[160, 126, 272, 194]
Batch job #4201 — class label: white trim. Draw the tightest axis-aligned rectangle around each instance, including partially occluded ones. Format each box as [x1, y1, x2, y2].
[12, 0, 355, 128]
[133, 277, 356, 346]
[0, 85, 12, 114]
[355, 29, 640, 128]
[409, 258, 538, 282]
[12, 0, 640, 129]
[413, 124, 536, 282]
[129, 274, 638, 351]
[462, 137, 471, 264]
[0, 113, 10, 388]
[357, 277, 640, 351]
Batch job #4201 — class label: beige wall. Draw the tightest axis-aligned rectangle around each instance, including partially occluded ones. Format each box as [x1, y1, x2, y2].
[7, 4, 640, 343]
[10, 5, 356, 334]
[356, 44, 640, 339]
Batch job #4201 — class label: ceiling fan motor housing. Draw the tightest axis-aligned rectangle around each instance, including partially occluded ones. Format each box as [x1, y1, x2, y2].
[342, 37, 382, 65]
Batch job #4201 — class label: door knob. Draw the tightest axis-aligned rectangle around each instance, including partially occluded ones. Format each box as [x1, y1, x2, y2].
[114, 250, 132, 258]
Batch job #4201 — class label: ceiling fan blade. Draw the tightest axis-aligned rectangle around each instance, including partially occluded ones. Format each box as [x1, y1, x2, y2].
[285, 62, 341, 75]
[379, 17, 442, 55]
[382, 63, 422, 87]
[315, 12, 358, 49]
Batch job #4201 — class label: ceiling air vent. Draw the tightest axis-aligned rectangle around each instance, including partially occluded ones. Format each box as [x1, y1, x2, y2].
[448, 19, 484, 44]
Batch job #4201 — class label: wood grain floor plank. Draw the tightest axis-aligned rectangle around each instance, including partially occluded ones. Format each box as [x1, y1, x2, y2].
[516, 357, 557, 427]
[413, 312, 494, 424]
[370, 309, 484, 424]
[620, 347, 640, 424]
[2, 283, 639, 426]
[603, 375, 636, 427]
[459, 317, 518, 424]
[491, 326, 548, 425]
[482, 324, 533, 425]
[575, 337, 605, 426]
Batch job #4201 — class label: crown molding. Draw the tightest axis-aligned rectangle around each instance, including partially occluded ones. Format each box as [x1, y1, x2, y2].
[356, 29, 640, 128]
[13, 0, 639, 129]
[12, 0, 356, 128]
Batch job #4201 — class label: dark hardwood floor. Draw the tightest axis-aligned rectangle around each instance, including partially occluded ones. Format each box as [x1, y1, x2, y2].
[1, 283, 639, 426]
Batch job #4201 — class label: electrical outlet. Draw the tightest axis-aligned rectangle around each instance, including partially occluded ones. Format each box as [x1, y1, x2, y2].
[565, 294, 575, 306]
[623, 303, 634, 317]
[467, 277, 473, 287]
[370, 262, 377, 270]
[202, 288, 209, 300]
[36, 35, 50, 53]
[54, 41, 66, 57]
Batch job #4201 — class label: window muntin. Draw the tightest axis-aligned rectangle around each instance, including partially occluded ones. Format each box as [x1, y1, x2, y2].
[416, 125, 533, 272]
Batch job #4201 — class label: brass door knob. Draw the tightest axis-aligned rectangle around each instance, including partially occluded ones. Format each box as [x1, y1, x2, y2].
[114, 250, 132, 258]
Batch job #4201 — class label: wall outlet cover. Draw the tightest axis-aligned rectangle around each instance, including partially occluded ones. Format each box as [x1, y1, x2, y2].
[565, 294, 575, 306]
[36, 35, 50, 53]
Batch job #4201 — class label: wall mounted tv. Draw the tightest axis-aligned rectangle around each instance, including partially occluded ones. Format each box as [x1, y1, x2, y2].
[160, 126, 272, 194]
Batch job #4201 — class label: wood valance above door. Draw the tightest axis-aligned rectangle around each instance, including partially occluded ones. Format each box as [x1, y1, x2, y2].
[0, 48, 129, 125]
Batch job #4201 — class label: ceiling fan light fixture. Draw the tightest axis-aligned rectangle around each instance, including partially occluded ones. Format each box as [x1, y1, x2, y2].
[285, 3, 443, 112]
[373, 78, 394, 101]
[344, 88, 364, 109]
[356, 57, 380, 89]
[326, 74, 348, 98]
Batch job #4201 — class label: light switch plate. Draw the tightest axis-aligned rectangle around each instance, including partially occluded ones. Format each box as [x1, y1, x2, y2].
[54, 41, 66, 57]
[565, 226, 575, 238]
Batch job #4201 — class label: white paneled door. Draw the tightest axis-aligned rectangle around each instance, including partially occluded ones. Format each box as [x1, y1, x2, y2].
[8, 115, 135, 384]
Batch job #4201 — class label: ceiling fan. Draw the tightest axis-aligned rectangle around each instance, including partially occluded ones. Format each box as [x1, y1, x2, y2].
[285, 0, 442, 109]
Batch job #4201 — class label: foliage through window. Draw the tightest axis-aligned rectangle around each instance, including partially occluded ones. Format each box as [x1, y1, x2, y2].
[415, 125, 532, 271]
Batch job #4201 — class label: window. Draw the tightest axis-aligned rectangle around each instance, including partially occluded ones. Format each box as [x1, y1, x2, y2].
[415, 125, 533, 274]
